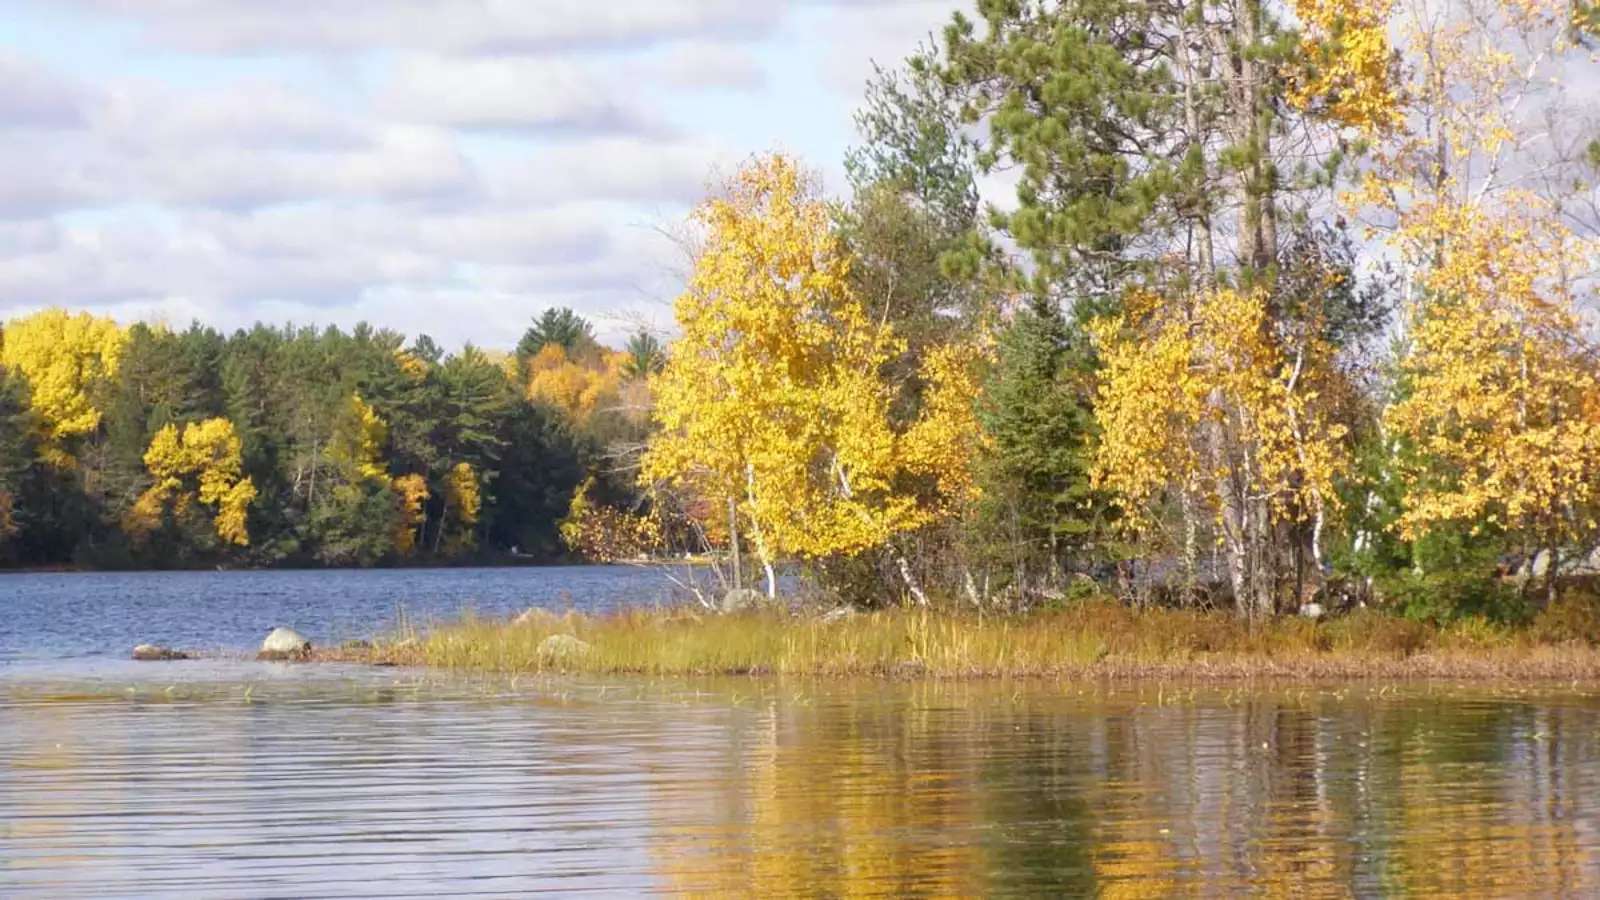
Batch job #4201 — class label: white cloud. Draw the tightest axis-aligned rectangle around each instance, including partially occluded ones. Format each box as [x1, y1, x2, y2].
[0, 0, 968, 347]
[653, 42, 767, 91]
[0, 52, 93, 128]
[483, 137, 733, 207]
[380, 54, 667, 135]
[49, 0, 781, 55]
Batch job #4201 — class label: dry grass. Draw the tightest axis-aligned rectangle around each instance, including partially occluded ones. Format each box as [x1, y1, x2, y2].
[322, 600, 1600, 681]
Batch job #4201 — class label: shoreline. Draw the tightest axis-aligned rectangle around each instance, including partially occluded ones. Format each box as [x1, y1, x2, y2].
[308, 647, 1600, 682]
[279, 603, 1600, 684]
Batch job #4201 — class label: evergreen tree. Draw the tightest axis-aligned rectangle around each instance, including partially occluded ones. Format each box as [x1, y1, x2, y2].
[974, 303, 1105, 587]
[517, 308, 597, 363]
[620, 331, 665, 380]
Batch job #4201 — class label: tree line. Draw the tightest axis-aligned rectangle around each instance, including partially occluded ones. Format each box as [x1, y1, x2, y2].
[0, 309, 653, 568]
[6, 0, 1600, 624]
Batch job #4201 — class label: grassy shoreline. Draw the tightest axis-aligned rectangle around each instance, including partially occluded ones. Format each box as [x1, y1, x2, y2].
[316, 601, 1600, 681]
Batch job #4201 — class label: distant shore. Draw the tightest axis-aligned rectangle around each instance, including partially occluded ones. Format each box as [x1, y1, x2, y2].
[2, 558, 610, 575]
[304, 602, 1600, 682]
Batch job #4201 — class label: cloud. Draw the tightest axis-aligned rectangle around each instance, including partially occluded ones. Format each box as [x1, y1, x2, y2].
[49, 0, 782, 55]
[653, 42, 767, 91]
[0, 52, 94, 129]
[0, 0, 965, 348]
[380, 54, 667, 135]
[482, 137, 733, 207]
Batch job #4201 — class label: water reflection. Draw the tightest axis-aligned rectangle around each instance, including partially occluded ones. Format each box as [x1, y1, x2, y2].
[2, 675, 1599, 896]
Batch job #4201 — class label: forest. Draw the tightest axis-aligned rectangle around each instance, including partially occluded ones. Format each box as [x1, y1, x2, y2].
[0, 307, 653, 569]
[5, 0, 1600, 626]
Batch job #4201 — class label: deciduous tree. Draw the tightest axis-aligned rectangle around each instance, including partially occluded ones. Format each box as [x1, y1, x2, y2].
[642, 154, 982, 600]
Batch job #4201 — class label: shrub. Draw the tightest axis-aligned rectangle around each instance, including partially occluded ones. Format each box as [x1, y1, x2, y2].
[1529, 592, 1600, 645]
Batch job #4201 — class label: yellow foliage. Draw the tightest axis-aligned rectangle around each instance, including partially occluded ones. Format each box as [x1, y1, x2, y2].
[1344, 0, 1600, 552]
[441, 462, 481, 553]
[130, 417, 257, 546]
[524, 343, 623, 424]
[0, 309, 126, 463]
[1092, 288, 1347, 538]
[1386, 198, 1600, 544]
[901, 339, 988, 513]
[1288, 0, 1401, 133]
[329, 393, 389, 481]
[0, 489, 15, 543]
[559, 476, 663, 562]
[390, 473, 429, 556]
[1347, 0, 1576, 221]
[395, 349, 430, 380]
[641, 153, 983, 571]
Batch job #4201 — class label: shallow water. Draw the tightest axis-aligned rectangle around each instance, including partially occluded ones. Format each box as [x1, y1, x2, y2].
[4, 571, 1600, 895]
[0, 566, 690, 661]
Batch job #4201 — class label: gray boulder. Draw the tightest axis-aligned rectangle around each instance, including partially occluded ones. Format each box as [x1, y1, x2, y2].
[721, 588, 765, 613]
[537, 633, 592, 662]
[258, 627, 312, 661]
[132, 644, 189, 661]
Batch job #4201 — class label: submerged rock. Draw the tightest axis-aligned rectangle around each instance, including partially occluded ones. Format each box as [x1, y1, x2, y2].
[537, 633, 592, 662]
[258, 627, 312, 661]
[132, 644, 189, 661]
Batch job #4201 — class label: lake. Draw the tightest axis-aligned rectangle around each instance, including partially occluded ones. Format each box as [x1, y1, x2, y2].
[0, 566, 693, 663]
[4, 569, 1600, 895]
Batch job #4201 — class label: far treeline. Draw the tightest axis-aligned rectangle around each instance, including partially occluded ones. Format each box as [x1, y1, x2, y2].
[0, 307, 657, 570]
[5, 0, 1600, 626]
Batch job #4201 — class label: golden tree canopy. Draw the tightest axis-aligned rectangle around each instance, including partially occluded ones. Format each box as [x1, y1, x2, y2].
[1386, 199, 1600, 544]
[0, 309, 126, 461]
[1092, 288, 1348, 541]
[129, 417, 258, 546]
[642, 153, 982, 564]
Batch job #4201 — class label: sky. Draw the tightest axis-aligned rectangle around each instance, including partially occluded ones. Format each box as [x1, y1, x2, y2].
[0, 0, 962, 349]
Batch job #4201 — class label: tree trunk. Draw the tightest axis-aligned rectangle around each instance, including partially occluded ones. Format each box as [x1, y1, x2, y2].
[1175, 2, 1216, 285]
[727, 496, 742, 592]
[1546, 544, 1560, 608]
[744, 463, 777, 600]
[898, 551, 929, 607]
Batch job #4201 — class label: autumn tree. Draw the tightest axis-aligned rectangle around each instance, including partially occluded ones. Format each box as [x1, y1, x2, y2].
[1330, 0, 1600, 605]
[559, 476, 662, 562]
[1384, 202, 1600, 600]
[306, 393, 405, 566]
[127, 418, 257, 549]
[439, 461, 482, 555]
[1093, 288, 1350, 616]
[0, 309, 126, 466]
[0, 365, 31, 555]
[642, 154, 982, 601]
[523, 343, 622, 425]
[930, 0, 1375, 612]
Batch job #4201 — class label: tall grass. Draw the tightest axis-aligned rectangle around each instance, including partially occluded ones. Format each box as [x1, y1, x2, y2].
[351, 600, 1600, 680]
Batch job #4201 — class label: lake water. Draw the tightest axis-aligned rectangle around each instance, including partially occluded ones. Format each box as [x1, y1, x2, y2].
[0, 566, 692, 663]
[4, 569, 1600, 895]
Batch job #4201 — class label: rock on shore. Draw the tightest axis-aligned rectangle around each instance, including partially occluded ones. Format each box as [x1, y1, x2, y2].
[132, 644, 190, 661]
[258, 627, 312, 661]
[537, 633, 592, 662]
